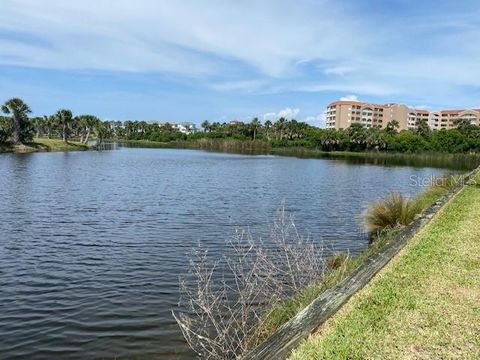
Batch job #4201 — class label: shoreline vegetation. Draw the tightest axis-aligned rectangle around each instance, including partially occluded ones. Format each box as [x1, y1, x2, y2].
[3, 97, 480, 159]
[290, 171, 480, 359]
[250, 174, 464, 347]
[4, 136, 480, 171]
[105, 138, 480, 171]
[172, 171, 472, 359]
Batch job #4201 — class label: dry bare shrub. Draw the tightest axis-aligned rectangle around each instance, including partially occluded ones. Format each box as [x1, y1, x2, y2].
[172, 206, 328, 359]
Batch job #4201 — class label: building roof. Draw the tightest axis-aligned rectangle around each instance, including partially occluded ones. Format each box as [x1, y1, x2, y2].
[328, 100, 480, 116]
[328, 100, 366, 106]
[440, 110, 463, 114]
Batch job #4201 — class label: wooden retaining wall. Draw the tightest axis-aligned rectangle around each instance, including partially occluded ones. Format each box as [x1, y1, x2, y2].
[243, 167, 480, 360]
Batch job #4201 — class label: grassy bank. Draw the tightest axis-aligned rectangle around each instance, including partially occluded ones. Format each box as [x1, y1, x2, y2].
[0, 137, 89, 153]
[289, 173, 480, 359]
[244, 178, 461, 350]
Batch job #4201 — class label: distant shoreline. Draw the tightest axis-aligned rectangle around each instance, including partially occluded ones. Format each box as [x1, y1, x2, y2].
[3, 137, 480, 171]
[116, 138, 480, 170]
[0, 137, 90, 154]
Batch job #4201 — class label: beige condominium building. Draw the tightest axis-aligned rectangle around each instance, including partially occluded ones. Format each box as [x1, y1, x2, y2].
[326, 100, 479, 130]
[429, 109, 480, 129]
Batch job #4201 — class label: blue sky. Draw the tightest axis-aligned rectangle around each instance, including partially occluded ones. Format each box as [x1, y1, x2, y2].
[1, 0, 480, 126]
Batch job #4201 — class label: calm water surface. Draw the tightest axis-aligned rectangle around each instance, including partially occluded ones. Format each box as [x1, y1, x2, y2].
[0, 148, 460, 359]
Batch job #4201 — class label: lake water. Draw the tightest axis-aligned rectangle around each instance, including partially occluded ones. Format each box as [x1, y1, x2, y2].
[0, 148, 465, 359]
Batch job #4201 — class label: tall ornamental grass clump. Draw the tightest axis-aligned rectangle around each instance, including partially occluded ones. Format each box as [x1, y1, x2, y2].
[364, 174, 464, 239]
[363, 192, 421, 237]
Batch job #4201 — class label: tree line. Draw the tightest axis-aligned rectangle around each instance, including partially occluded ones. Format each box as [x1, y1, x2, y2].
[197, 118, 480, 153]
[0, 98, 110, 145]
[2, 97, 480, 153]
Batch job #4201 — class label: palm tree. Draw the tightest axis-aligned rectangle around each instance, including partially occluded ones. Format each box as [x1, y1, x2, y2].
[95, 121, 111, 147]
[264, 120, 272, 140]
[319, 129, 338, 151]
[77, 115, 100, 144]
[1, 98, 32, 144]
[201, 120, 211, 132]
[31, 116, 43, 138]
[275, 117, 286, 140]
[366, 128, 387, 150]
[250, 117, 261, 140]
[55, 109, 73, 143]
[346, 123, 367, 150]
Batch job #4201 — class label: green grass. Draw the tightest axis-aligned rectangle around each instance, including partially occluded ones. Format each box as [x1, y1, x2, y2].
[0, 137, 89, 153]
[247, 229, 400, 350]
[247, 175, 462, 350]
[289, 173, 480, 359]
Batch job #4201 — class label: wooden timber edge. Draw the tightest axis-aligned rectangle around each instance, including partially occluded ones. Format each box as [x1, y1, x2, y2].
[242, 166, 480, 360]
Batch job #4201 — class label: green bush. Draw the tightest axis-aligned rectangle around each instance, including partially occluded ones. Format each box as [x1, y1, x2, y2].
[386, 130, 429, 153]
[430, 129, 468, 153]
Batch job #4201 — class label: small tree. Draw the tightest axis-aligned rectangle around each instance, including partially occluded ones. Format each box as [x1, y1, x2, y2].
[416, 118, 431, 139]
[385, 120, 400, 135]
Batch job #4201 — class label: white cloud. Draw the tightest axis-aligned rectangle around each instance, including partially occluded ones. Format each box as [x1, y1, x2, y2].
[1, 0, 480, 107]
[278, 107, 300, 119]
[339, 94, 359, 101]
[303, 113, 326, 128]
[262, 107, 300, 121]
[262, 112, 277, 121]
[0, 0, 367, 77]
[324, 66, 354, 76]
[262, 109, 325, 127]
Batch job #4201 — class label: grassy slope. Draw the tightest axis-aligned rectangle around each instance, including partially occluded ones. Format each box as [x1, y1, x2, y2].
[290, 175, 480, 359]
[247, 182, 454, 349]
[0, 137, 89, 153]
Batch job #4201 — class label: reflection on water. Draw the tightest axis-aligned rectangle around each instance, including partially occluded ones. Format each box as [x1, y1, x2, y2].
[0, 148, 466, 359]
